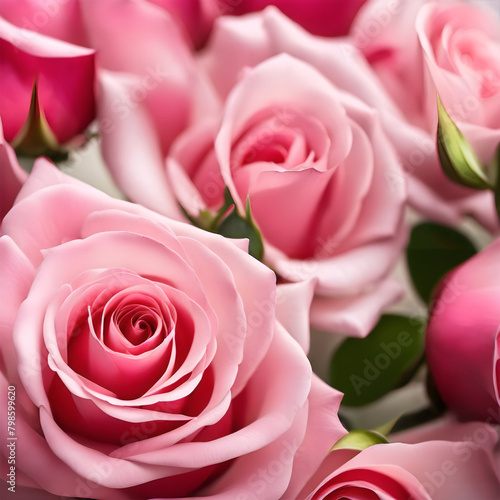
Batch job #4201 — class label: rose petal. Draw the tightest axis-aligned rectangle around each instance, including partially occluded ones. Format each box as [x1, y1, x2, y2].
[310, 278, 404, 337]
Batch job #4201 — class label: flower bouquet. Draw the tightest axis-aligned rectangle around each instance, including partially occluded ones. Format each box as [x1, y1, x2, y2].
[1, 0, 500, 498]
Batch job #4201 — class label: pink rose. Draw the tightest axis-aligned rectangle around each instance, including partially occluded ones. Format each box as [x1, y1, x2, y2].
[83, 0, 218, 216]
[426, 237, 500, 423]
[0, 15, 96, 146]
[299, 419, 500, 499]
[147, 0, 217, 49]
[352, 0, 500, 229]
[0, 160, 344, 499]
[0, 0, 87, 46]
[168, 50, 406, 336]
[0, 119, 27, 221]
[213, 0, 368, 36]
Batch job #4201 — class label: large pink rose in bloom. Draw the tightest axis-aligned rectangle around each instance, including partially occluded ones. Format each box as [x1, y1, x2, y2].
[214, 0, 368, 37]
[352, 0, 500, 229]
[426, 237, 500, 423]
[0, 14, 96, 146]
[168, 50, 407, 336]
[299, 419, 500, 499]
[0, 119, 27, 220]
[0, 160, 344, 499]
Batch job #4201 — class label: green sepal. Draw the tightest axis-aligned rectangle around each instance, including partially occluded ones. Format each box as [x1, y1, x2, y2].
[373, 415, 401, 437]
[329, 429, 389, 453]
[217, 197, 264, 261]
[180, 187, 264, 261]
[12, 76, 66, 160]
[492, 143, 500, 224]
[180, 205, 216, 232]
[436, 95, 491, 190]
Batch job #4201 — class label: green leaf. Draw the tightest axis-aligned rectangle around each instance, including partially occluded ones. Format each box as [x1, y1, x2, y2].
[436, 95, 492, 190]
[209, 187, 237, 231]
[330, 429, 389, 453]
[406, 222, 476, 304]
[11, 75, 62, 158]
[180, 205, 215, 232]
[330, 315, 425, 407]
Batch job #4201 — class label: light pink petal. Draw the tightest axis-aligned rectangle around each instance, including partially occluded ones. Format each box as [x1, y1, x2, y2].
[13, 157, 81, 203]
[283, 376, 346, 499]
[200, 12, 273, 99]
[167, 118, 223, 214]
[276, 279, 316, 353]
[0, 236, 35, 381]
[351, 0, 429, 127]
[393, 418, 499, 447]
[273, 222, 407, 296]
[312, 119, 375, 253]
[198, 404, 309, 500]
[250, 168, 335, 259]
[2, 181, 115, 268]
[310, 278, 404, 337]
[168, 237, 248, 400]
[97, 71, 183, 219]
[0, 118, 28, 219]
[334, 98, 407, 250]
[260, 8, 404, 120]
[167, 158, 210, 217]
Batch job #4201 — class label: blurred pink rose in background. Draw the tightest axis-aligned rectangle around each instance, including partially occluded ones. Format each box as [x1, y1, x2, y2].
[214, 0, 368, 37]
[0, 119, 27, 220]
[0, 15, 96, 146]
[299, 419, 500, 499]
[0, 0, 87, 46]
[0, 160, 344, 499]
[352, 0, 500, 230]
[426, 237, 500, 423]
[0, 0, 215, 49]
[84, 0, 219, 217]
[147, 0, 217, 48]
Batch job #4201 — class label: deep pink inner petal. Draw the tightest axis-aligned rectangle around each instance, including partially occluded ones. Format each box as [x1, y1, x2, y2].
[313, 469, 413, 500]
